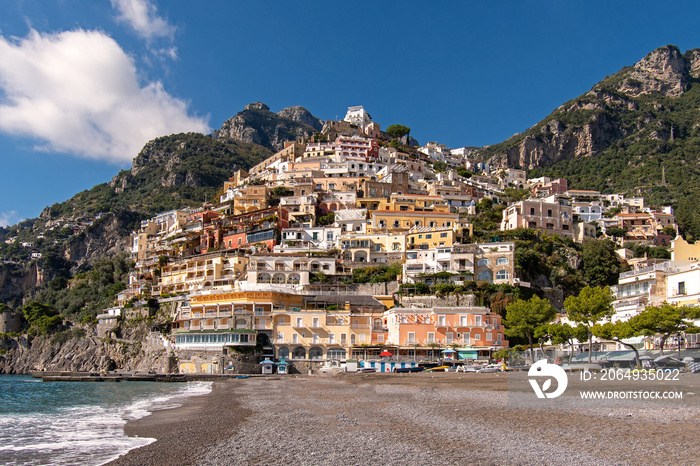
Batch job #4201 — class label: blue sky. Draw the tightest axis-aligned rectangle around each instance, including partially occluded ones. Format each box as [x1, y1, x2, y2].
[1, 0, 699, 225]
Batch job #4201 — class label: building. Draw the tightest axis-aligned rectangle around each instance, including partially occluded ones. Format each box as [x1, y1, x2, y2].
[172, 291, 304, 353]
[340, 232, 406, 265]
[383, 303, 508, 360]
[501, 198, 573, 239]
[370, 210, 458, 232]
[244, 253, 338, 291]
[403, 242, 516, 285]
[614, 212, 675, 245]
[343, 105, 373, 132]
[611, 260, 687, 321]
[274, 295, 386, 361]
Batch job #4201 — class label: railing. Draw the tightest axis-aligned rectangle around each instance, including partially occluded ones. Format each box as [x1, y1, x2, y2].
[350, 324, 368, 329]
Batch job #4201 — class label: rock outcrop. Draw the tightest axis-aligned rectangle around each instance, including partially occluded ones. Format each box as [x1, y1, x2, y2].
[217, 102, 322, 151]
[485, 45, 700, 170]
[0, 323, 172, 374]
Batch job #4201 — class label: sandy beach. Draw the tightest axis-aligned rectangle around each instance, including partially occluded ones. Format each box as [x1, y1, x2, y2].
[107, 372, 700, 465]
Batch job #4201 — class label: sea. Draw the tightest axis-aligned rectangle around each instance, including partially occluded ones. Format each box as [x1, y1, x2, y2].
[0, 374, 212, 466]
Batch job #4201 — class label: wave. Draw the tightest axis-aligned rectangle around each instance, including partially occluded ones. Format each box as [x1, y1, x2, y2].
[0, 380, 213, 466]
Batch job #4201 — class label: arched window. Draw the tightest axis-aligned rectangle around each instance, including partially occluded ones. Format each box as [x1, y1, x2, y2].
[496, 270, 510, 280]
[292, 347, 306, 359]
[278, 346, 290, 359]
[478, 258, 490, 266]
[235, 318, 247, 329]
[496, 257, 509, 265]
[309, 347, 323, 360]
[477, 270, 493, 282]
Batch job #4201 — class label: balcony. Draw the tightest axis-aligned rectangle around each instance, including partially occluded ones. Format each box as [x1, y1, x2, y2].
[350, 324, 368, 329]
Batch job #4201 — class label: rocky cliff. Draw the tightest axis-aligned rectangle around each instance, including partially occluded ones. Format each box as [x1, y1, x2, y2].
[0, 322, 171, 374]
[217, 102, 323, 151]
[483, 45, 700, 170]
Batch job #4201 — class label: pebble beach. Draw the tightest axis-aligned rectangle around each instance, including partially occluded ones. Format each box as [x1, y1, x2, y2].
[106, 372, 700, 465]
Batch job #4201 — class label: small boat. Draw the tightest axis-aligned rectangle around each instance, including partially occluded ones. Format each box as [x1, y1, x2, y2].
[393, 366, 425, 373]
[236, 375, 250, 379]
[424, 366, 449, 372]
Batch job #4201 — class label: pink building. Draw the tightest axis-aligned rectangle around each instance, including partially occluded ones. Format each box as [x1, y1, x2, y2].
[383, 304, 508, 360]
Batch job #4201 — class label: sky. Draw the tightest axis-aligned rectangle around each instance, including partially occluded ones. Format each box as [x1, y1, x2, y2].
[1, 0, 700, 226]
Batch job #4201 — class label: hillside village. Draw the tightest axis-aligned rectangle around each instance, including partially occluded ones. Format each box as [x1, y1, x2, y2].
[3, 104, 700, 374]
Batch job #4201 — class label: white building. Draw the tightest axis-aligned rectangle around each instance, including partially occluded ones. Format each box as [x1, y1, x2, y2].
[343, 106, 373, 132]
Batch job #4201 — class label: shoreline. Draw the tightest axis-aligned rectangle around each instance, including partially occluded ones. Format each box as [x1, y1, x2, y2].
[108, 372, 700, 465]
[105, 379, 251, 466]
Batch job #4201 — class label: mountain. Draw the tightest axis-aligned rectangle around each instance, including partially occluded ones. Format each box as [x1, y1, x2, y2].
[48, 132, 272, 220]
[215, 102, 323, 151]
[478, 45, 700, 239]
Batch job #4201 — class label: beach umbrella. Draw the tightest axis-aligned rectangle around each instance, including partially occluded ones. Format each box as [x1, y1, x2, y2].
[441, 348, 456, 353]
[379, 351, 393, 357]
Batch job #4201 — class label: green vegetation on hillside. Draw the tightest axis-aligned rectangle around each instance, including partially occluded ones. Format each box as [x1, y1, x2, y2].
[49, 133, 272, 218]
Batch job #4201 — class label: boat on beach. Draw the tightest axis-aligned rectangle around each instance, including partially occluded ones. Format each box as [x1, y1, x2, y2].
[393, 366, 425, 373]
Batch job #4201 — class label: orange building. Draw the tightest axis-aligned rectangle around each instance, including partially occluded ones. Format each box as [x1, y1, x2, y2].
[383, 303, 507, 360]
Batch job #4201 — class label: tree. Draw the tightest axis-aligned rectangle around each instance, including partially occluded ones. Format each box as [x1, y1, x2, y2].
[537, 322, 589, 363]
[385, 124, 411, 142]
[605, 227, 626, 239]
[563, 286, 614, 363]
[592, 321, 639, 366]
[581, 239, 621, 287]
[628, 304, 700, 354]
[504, 295, 556, 363]
[22, 302, 63, 335]
[432, 161, 448, 173]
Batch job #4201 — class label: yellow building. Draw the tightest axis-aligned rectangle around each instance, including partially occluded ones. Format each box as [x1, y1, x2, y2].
[379, 194, 450, 213]
[155, 251, 248, 295]
[273, 295, 384, 360]
[340, 232, 406, 264]
[406, 226, 456, 250]
[232, 185, 270, 215]
[671, 235, 700, 261]
[369, 210, 459, 232]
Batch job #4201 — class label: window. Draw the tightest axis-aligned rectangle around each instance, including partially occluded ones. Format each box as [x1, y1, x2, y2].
[562, 224, 569, 231]
[475, 316, 482, 326]
[440, 233, 448, 238]
[296, 317, 303, 327]
[679, 282, 686, 295]
[427, 332, 435, 344]
[547, 209, 552, 217]
[407, 332, 416, 344]
[292, 334, 299, 344]
[426, 234, 432, 239]
[496, 270, 509, 280]
[496, 257, 509, 265]
[460, 316, 468, 327]
[486, 333, 492, 341]
[438, 315, 446, 326]
[530, 207, 535, 215]
[463, 332, 470, 343]
[477, 270, 492, 282]
[478, 258, 490, 266]
[474, 334, 481, 341]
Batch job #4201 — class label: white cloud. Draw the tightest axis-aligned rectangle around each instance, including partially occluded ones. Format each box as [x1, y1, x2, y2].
[0, 29, 209, 164]
[111, 0, 175, 40]
[0, 211, 20, 227]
